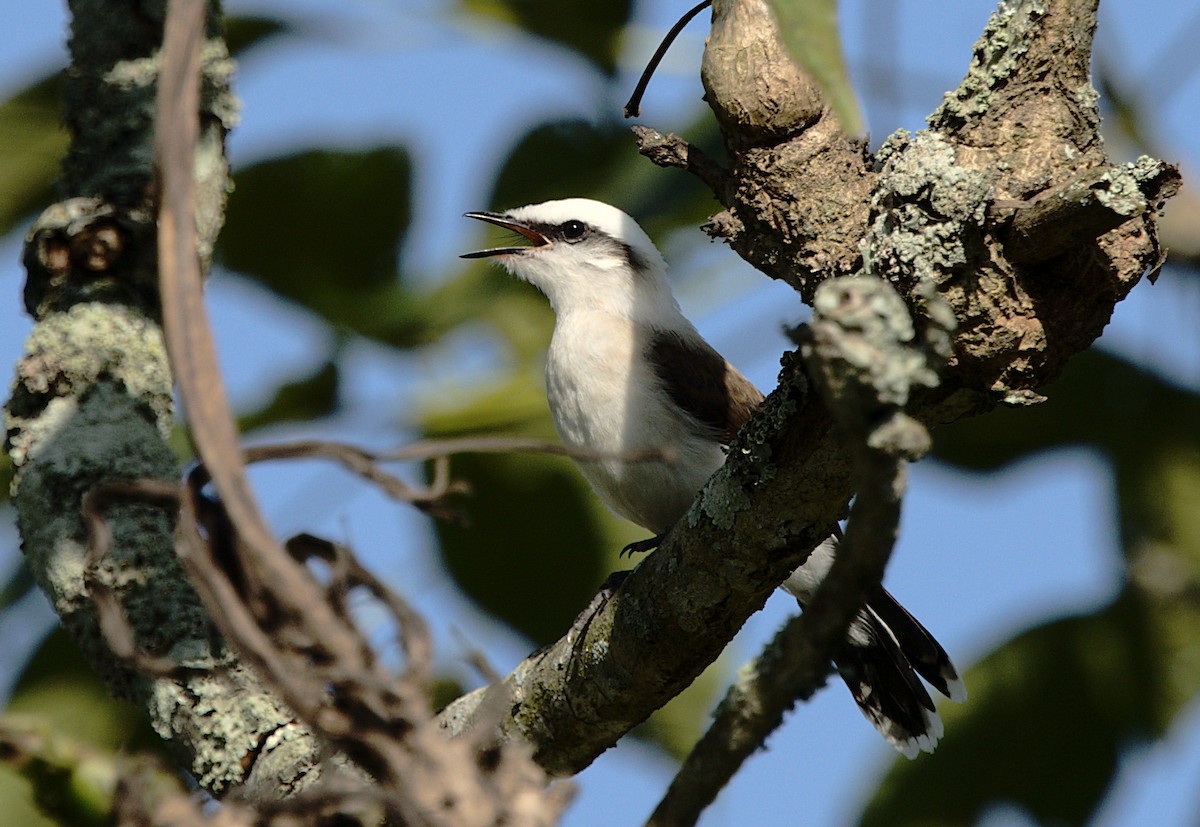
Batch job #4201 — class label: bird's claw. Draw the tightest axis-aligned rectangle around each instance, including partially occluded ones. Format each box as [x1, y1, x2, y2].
[620, 533, 665, 558]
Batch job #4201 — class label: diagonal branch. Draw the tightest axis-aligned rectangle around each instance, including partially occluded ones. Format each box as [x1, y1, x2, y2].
[645, 275, 939, 827]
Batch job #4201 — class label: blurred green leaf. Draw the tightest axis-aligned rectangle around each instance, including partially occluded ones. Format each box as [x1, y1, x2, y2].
[768, 0, 864, 134]
[461, 0, 633, 76]
[1, 632, 166, 823]
[0, 726, 115, 827]
[223, 16, 289, 57]
[859, 591, 1169, 827]
[933, 349, 1192, 469]
[0, 76, 64, 238]
[218, 148, 427, 344]
[238, 360, 339, 433]
[435, 450, 611, 644]
[0, 767, 55, 827]
[935, 349, 1200, 565]
[7, 627, 163, 756]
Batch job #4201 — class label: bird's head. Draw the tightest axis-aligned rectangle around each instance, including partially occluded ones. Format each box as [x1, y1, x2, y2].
[462, 198, 675, 319]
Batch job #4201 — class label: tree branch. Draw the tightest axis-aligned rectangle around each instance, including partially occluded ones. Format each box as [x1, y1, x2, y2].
[4, 0, 314, 797]
[997, 158, 1181, 266]
[630, 125, 730, 199]
[440, 0, 1178, 781]
[645, 275, 940, 827]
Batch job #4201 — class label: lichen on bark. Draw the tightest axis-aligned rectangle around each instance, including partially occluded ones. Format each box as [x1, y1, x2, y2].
[6, 0, 316, 798]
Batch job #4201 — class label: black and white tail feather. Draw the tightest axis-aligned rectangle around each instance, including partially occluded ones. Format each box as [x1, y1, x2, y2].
[784, 535, 966, 758]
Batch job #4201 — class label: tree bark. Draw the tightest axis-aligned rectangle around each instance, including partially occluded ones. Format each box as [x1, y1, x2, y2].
[5, 0, 320, 798]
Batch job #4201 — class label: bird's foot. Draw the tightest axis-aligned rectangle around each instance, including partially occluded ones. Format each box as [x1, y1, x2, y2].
[620, 533, 665, 558]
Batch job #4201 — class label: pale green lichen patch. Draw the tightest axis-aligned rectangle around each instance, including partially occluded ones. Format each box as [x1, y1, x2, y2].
[200, 41, 240, 128]
[103, 56, 159, 91]
[930, 0, 1046, 126]
[874, 131, 992, 224]
[8, 303, 174, 459]
[863, 131, 991, 317]
[1094, 158, 1157, 218]
[150, 669, 293, 792]
[812, 277, 940, 410]
[689, 461, 752, 531]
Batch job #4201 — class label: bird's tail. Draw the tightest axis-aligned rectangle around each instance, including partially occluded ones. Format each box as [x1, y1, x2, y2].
[832, 591, 966, 759]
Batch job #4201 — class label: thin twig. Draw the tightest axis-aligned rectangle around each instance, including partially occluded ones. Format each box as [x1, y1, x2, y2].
[247, 435, 673, 465]
[240, 436, 675, 518]
[624, 0, 713, 117]
[286, 532, 435, 688]
[243, 440, 467, 516]
[631, 125, 730, 197]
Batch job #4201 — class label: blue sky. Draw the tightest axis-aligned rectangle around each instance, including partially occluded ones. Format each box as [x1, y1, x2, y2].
[1, 1, 1198, 825]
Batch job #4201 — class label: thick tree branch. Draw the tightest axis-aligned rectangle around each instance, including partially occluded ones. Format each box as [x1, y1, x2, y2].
[4, 0, 313, 797]
[441, 0, 1179, 780]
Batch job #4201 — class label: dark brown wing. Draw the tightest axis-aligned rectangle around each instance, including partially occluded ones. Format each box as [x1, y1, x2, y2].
[647, 329, 764, 444]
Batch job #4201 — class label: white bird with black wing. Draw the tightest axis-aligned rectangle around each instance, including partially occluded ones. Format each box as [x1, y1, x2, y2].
[462, 197, 966, 757]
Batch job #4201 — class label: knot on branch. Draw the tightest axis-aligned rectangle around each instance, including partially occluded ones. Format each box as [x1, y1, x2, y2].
[700, 0, 825, 149]
[22, 199, 158, 318]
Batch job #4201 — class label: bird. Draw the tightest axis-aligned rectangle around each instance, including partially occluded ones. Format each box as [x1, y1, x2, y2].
[461, 197, 966, 758]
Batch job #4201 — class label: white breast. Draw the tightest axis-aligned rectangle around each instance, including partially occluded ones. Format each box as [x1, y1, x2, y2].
[545, 311, 726, 533]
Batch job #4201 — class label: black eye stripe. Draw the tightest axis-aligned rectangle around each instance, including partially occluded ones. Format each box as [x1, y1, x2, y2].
[521, 219, 648, 271]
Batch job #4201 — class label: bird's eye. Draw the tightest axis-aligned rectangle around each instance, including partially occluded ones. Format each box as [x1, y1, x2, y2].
[561, 220, 586, 241]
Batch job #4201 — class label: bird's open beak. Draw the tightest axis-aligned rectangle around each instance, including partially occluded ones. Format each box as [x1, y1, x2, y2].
[460, 212, 550, 258]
